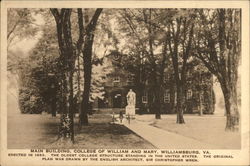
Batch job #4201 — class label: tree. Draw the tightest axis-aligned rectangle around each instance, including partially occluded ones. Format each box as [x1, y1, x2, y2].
[114, 9, 173, 119]
[164, 9, 196, 123]
[90, 61, 112, 102]
[50, 8, 75, 142]
[7, 8, 39, 100]
[7, 8, 38, 50]
[17, 56, 45, 114]
[7, 9, 61, 116]
[29, 19, 60, 117]
[79, 9, 103, 126]
[141, 9, 167, 119]
[116, 9, 199, 122]
[18, 45, 60, 115]
[14, 8, 107, 129]
[194, 9, 241, 131]
[106, 10, 150, 114]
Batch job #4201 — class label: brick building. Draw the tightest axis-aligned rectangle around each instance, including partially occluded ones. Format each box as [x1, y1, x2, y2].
[93, 53, 215, 114]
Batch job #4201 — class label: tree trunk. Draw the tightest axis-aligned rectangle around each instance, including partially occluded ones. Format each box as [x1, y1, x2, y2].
[153, 78, 161, 119]
[78, 9, 102, 126]
[154, 87, 161, 119]
[51, 9, 75, 143]
[75, 8, 84, 127]
[221, 83, 239, 131]
[51, 85, 57, 117]
[51, 100, 56, 117]
[79, 34, 94, 126]
[58, 73, 74, 143]
[76, 52, 82, 123]
[136, 84, 144, 114]
[195, 9, 241, 131]
[135, 66, 144, 114]
[68, 71, 74, 142]
[176, 84, 185, 124]
[199, 91, 203, 116]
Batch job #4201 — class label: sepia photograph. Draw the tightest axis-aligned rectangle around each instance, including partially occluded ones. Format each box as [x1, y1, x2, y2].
[1, 1, 249, 165]
[7, 7, 241, 149]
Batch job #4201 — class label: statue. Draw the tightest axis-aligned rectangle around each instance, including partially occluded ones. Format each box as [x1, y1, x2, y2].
[127, 89, 136, 106]
[125, 89, 136, 117]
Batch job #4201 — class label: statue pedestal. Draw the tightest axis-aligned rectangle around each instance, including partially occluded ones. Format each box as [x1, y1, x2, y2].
[125, 105, 135, 116]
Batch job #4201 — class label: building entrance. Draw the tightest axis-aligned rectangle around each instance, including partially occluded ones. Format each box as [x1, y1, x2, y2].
[98, 98, 106, 108]
[113, 93, 122, 108]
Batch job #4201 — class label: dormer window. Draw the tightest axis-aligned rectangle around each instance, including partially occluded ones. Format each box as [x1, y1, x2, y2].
[127, 75, 134, 82]
[113, 76, 120, 82]
[113, 54, 119, 61]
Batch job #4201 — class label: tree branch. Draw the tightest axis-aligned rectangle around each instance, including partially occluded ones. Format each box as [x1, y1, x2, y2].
[77, 8, 84, 50]
[85, 8, 103, 34]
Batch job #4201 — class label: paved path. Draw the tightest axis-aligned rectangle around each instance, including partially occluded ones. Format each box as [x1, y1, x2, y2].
[124, 119, 219, 149]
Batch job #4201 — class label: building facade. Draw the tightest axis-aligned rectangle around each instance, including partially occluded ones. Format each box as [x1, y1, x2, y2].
[93, 53, 215, 114]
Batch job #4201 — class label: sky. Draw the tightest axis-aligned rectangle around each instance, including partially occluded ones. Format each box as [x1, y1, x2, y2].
[9, 13, 45, 55]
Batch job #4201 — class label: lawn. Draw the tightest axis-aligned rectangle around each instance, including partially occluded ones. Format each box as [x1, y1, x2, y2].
[141, 114, 241, 149]
[8, 113, 155, 149]
[8, 89, 154, 149]
[43, 114, 155, 149]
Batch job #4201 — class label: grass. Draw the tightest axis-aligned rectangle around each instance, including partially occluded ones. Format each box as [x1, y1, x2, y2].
[44, 114, 155, 149]
[8, 91, 154, 149]
[8, 113, 155, 149]
[144, 114, 241, 149]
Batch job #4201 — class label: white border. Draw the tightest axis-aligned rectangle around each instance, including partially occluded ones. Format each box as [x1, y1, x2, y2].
[1, 1, 249, 166]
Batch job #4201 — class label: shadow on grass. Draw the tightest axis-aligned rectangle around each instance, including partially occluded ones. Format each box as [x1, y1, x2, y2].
[78, 123, 133, 135]
[8, 113, 155, 149]
[45, 114, 155, 149]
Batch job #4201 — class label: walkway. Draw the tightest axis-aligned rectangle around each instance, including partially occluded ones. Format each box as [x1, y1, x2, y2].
[124, 119, 219, 149]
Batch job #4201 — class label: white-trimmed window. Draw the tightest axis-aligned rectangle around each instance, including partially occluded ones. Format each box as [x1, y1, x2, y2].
[127, 75, 134, 82]
[187, 89, 192, 100]
[200, 92, 204, 104]
[113, 76, 120, 82]
[179, 73, 181, 80]
[142, 91, 148, 103]
[164, 74, 170, 82]
[174, 92, 177, 104]
[164, 89, 170, 103]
